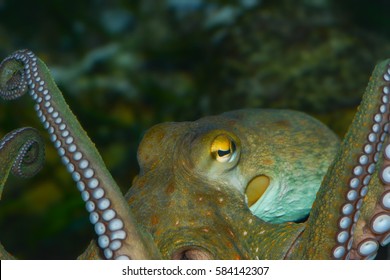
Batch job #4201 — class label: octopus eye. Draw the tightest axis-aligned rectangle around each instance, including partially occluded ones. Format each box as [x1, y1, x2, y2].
[211, 135, 236, 163]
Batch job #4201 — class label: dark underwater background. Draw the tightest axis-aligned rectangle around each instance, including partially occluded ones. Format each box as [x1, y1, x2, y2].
[0, 0, 389, 259]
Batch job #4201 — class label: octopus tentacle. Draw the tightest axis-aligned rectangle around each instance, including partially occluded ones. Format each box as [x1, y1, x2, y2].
[289, 59, 390, 259]
[0, 50, 161, 260]
[0, 127, 45, 259]
[347, 134, 390, 259]
[348, 77, 390, 259]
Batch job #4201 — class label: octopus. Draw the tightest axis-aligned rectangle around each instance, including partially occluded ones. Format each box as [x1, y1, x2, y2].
[0, 49, 389, 260]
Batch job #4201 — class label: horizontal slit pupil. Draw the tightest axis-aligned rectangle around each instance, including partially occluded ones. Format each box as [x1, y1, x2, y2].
[218, 149, 230, 157]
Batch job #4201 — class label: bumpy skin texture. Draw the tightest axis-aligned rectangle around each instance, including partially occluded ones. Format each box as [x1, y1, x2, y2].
[125, 110, 339, 259]
[0, 50, 389, 260]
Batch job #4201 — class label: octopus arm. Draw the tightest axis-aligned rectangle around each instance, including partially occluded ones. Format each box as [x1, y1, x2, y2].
[289, 59, 390, 259]
[0, 50, 161, 260]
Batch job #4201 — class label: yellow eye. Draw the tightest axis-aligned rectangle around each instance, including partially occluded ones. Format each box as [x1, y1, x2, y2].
[211, 135, 236, 163]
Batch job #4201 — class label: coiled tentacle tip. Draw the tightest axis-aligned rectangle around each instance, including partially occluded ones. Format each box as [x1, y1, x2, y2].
[0, 127, 45, 179]
[0, 50, 33, 100]
[11, 133, 45, 178]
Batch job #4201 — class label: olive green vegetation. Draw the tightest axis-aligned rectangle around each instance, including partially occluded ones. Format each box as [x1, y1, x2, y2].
[0, 0, 389, 259]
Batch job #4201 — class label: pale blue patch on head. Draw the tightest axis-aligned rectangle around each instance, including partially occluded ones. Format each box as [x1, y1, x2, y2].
[249, 175, 320, 223]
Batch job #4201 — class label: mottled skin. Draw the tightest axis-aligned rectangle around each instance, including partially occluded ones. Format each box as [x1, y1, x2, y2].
[0, 50, 389, 259]
[125, 109, 339, 259]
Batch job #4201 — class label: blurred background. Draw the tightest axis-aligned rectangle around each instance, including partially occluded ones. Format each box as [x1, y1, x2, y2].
[0, 0, 389, 259]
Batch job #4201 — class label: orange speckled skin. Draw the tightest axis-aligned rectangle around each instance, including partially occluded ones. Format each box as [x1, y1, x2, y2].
[125, 109, 338, 259]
